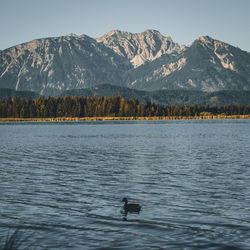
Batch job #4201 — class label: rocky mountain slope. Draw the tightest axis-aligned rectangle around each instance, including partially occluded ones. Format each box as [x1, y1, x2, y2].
[0, 30, 250, 98]
[0, 33, 129, 96]
[96, 29, 185, 67]
[124, 36, 250, 91]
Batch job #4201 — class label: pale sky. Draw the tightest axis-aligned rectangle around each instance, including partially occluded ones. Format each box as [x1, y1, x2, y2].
[0, 0, 249, 51]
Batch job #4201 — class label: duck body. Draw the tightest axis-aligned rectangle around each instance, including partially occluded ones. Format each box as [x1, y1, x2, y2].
[121, 197, 141, 214]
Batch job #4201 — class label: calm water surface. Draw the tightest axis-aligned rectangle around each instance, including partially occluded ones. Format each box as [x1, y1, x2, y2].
[0, 120, 250, 249]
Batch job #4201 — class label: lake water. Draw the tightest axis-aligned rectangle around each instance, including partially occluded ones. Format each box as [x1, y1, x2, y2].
[0, 119, 250, 249]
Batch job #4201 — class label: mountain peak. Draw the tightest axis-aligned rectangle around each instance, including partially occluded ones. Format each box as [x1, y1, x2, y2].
[196, 35, 215, 45]
[66, 33, 78, 37]
[102, 29, 129, 37]
[194, 35, 232, 51]
[192, 35, 217, 50]
[198, 35, 213, 41]
[97, 29, 181, 67]
[143, 29, 161, 34]
[143, 29, 172, 40]
[101, 29, 168, 39]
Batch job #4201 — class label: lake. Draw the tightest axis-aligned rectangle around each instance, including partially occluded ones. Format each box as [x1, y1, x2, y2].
[0, 119, 250, 249]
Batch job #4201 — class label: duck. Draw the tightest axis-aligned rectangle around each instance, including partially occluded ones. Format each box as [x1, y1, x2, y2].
[121, 197, 141, 214]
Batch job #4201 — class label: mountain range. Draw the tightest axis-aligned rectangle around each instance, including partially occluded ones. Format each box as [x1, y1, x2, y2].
[0, 30, 250, 105]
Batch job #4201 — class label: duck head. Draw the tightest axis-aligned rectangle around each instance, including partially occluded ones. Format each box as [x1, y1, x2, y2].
[121, 197, 128, 204]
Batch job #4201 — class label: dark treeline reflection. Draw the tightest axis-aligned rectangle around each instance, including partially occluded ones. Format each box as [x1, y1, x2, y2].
[0, 94, 250, 118]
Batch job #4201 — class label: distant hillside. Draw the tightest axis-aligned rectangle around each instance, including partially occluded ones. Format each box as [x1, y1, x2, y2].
[0, 88, 39, 100]
[61, 84, 151, 103]
[61, 84, 250, 106]
[1, 83, 249, 106]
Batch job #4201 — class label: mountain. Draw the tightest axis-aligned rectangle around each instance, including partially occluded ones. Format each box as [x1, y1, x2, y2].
[0, 33, 129, 96]
[0, 30, 250, 101]
[124, 36, 250, 91]
[96, 29, 185, 68]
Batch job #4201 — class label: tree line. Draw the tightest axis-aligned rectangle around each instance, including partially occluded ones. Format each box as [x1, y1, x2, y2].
[0, 95, 250, 118]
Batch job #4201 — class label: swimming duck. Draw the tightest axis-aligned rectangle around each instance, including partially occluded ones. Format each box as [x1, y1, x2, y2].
[121, 197, 141, 214]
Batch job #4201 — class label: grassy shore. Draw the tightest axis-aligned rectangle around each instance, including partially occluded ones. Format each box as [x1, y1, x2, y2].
[0, 114, 249, 122]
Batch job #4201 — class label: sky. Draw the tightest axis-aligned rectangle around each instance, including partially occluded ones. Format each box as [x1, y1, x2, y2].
[0, 0, 249, 51]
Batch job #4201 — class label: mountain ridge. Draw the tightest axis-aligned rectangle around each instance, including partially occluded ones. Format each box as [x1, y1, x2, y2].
[124, 34, 250, 91]
[0, 30, 250, 99]
[96, 29, 186, 68]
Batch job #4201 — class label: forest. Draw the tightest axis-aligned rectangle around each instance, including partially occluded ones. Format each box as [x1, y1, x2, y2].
[0, 94, 250, 118]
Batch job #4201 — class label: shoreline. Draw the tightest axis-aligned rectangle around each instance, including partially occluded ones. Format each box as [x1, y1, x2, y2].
[0, 115, 249, 122]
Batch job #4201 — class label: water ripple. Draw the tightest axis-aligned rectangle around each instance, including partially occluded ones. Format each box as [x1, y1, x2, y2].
[0, 120, 250, 249]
